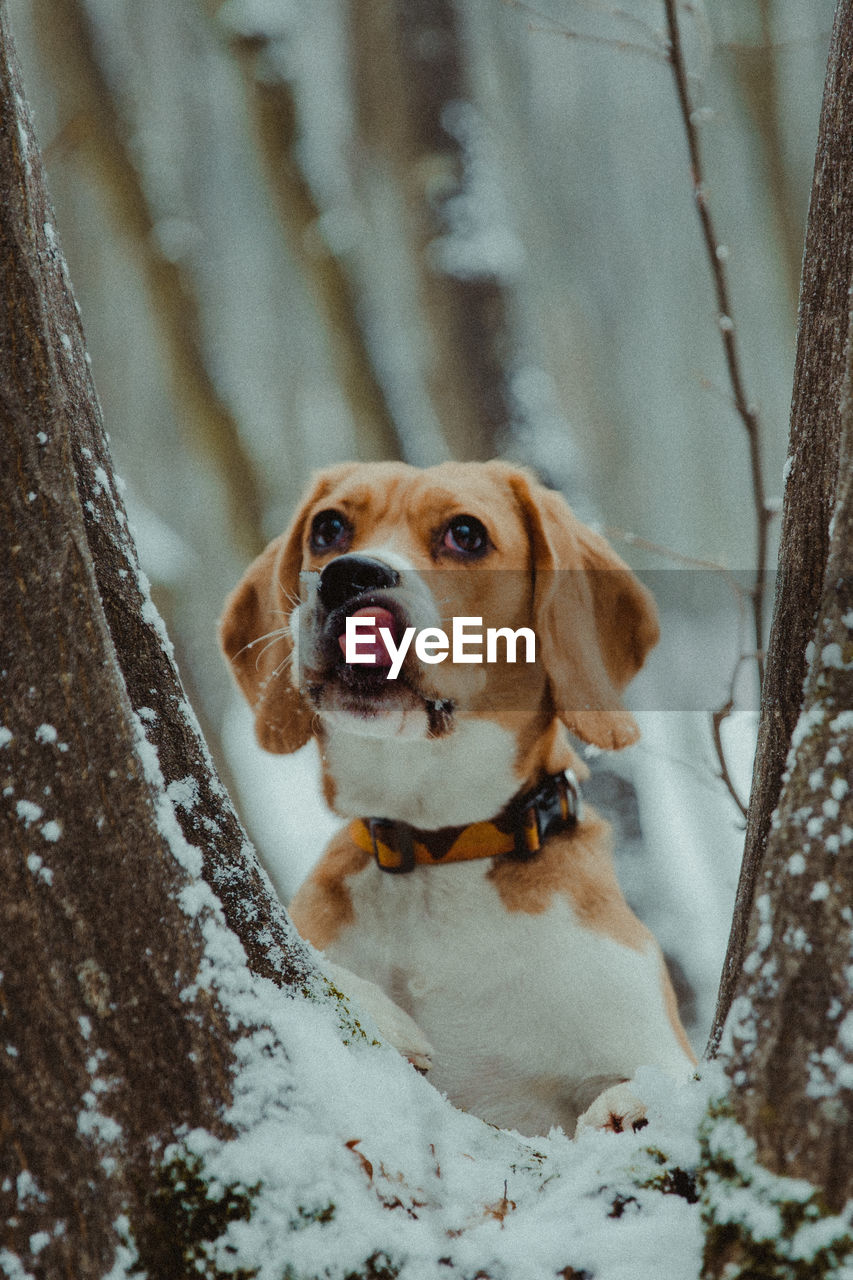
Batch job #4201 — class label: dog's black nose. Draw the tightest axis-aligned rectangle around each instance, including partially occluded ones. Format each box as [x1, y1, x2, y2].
[318, 555, 400, 613]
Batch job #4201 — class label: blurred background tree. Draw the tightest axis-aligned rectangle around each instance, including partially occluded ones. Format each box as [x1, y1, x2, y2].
[5, 0, 836, 1051]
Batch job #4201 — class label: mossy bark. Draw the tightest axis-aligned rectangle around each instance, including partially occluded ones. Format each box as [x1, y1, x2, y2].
[702, 3, 853, 1268]
[710, 0, 853, 1051]
[0, 12, 311, 1274]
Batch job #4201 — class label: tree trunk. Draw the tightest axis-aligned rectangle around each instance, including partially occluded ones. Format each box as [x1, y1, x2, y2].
[701, 316, 853, 1267]
[0, 12, 312, 1273]
[709, 0, 852, 1054]
[349, 0, 518, 462]
[701, 2, 853, 1269]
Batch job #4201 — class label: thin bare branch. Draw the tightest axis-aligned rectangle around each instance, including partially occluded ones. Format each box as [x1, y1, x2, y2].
[607, 523, 754, 815]
[506, 0, 666, 54]
[711, 700, 748, 819]
[663, 0, 771, 692]
[525, 22, 666, 63]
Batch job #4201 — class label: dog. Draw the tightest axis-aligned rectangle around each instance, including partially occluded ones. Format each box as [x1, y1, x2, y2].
[220, 460, 696, 1136]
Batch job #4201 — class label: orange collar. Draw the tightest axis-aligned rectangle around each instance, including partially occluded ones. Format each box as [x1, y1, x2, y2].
[349, 770, 581, 873]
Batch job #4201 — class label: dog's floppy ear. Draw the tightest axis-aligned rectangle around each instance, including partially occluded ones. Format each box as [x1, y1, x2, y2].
[507, 469, 659, 750]
[220, 467, 354, 753]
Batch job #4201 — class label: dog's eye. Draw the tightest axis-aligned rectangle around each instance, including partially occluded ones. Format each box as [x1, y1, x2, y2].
[442, 515, 490, 558]
[309, 509, 352, 553]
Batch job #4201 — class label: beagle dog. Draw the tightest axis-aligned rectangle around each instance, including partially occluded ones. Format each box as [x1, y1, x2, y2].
[220, 461, 696, 1136]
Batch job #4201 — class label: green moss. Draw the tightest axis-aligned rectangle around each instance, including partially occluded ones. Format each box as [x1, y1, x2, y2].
[306, 978, 381, 1048]
[698, 1097, 852, 1279]
[281, 1250, 401, 1280]
[701, 1218, 852, 1280]
[641, 1166, 699, 1204]
[131, 1151, 260, 1280]
[290, 1202, 337, 1230]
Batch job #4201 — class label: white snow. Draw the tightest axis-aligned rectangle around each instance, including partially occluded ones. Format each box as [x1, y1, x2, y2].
[15, 800, 43, 826]
[821, 642, 846, 670]
[165, 775, 200, 811]
[15, 1173, 42, 1206]
[789, 702, 825, 755]
[0, 1250, 36, 1280]
[428, 101, 525, 284]
[839, 1012, 853, 1052]
[124, 693, 720, 1277]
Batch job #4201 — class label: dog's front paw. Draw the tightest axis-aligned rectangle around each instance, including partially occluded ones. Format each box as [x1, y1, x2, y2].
[574, 1082, 648, 1136]
[324, 960, 434, 1072]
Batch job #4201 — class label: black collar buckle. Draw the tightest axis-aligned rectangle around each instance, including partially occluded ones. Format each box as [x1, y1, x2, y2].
[368, 817, 416, 873]
[512, 770, 581, 862]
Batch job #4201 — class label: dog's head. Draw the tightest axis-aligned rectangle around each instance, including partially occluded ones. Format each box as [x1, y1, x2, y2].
[220, 460, 658, 756]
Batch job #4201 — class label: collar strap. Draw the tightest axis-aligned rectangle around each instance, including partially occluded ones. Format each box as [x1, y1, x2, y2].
[349, 770, 581, 874]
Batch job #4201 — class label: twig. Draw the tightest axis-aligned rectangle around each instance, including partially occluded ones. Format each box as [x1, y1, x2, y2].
[663, 0, 771, 693]
[605, 523, 747, 578]
[606, 521, 755, 816]
[508, 0, 667, 62]
[525, 24, 666, 62]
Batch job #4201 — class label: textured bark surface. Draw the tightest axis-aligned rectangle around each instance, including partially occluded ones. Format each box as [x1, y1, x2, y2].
[0, 12, 310, 1274]
[710, 0, 853, 1052]
[722, 366, 851, 1205]
[699, 5, 853, 1260]
[702, 319, 853, 1270]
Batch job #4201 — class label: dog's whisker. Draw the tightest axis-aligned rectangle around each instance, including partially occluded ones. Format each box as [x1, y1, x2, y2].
[231, 627, 290, 664]
[271, 648, 297, 680]
[254, 631, 293, 667]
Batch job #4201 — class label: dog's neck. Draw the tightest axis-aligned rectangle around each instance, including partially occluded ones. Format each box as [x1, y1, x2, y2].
[318, 714, 579, 830]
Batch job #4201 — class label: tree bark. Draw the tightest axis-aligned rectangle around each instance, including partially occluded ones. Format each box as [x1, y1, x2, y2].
[0, 12, 311, 1273]
[700, 4, 853, 1268]
[701, 304, 853, 1268]
[709, 0, 853, 1053]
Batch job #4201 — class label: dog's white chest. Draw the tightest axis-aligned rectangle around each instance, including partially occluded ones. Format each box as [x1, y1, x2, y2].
[323, 856, 690, 1135]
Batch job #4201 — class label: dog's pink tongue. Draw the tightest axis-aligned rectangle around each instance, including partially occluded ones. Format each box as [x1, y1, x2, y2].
[339, 606, 397, 666]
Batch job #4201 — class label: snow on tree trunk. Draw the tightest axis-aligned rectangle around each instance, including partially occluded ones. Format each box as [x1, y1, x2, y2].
[0, 8, 322, 1273]
[700, 5, 853, 1273]
[710, 0, 853, 1050]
